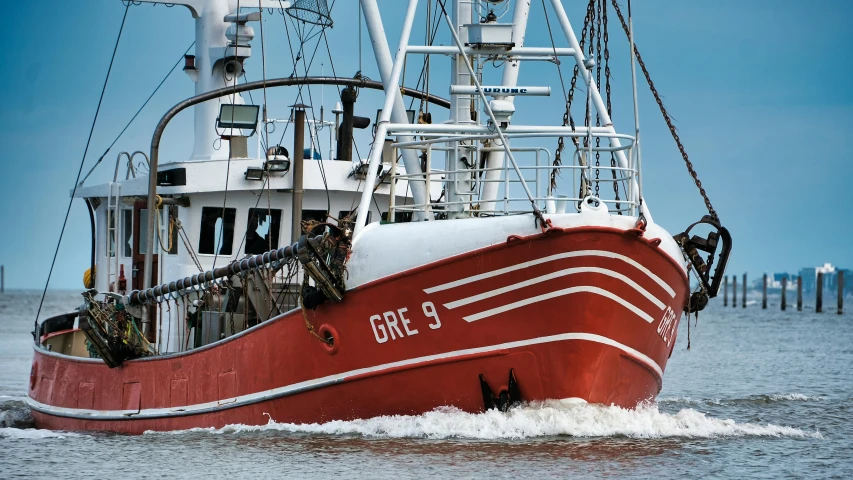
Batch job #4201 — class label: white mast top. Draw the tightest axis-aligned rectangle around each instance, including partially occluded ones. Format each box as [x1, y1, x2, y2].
[133, 0, 290, 161]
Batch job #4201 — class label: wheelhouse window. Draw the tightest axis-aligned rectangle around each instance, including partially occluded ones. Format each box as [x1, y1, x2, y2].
[245, 208, 282, 254]
[165, 206, 178, 255]
[199, 207, 236, 255]
[107, 212, 116, 257]
[122, 209, 133, 257]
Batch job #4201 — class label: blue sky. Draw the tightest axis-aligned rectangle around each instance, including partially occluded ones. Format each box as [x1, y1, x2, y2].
[0, 0, 851, 290]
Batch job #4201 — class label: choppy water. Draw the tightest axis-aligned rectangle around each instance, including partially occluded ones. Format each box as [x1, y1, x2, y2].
[1, 290, 851, 478]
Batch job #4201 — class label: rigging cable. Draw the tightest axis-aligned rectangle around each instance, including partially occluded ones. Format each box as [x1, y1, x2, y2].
[79, 41, 195, 186]
[35, 3, 131, 332]
[610, 0, 719, 222]
[212, 0, 242, 272]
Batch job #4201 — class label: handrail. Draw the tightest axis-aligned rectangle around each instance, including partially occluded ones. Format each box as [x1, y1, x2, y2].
[141, 75, 451, 303]
[386, 136, 637, 218]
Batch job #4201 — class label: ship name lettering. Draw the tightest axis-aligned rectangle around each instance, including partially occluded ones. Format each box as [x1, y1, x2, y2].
[656, 307, 678, 347]
[369, 302, 442, 344]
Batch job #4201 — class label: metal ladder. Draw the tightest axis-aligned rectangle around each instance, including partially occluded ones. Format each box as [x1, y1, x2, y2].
[106, 182, 121, 292]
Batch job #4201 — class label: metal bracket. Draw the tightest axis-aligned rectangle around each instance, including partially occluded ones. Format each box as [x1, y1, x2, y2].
[674, 215, 732, 298]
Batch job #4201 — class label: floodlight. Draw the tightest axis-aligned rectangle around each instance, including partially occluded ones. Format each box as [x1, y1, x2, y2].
[218, 104, 260, 130]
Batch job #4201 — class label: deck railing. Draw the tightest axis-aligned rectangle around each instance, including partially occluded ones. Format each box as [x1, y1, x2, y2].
[384, 128, 639, 219]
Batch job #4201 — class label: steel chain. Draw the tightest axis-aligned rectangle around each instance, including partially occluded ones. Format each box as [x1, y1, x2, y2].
[553, 0, 595, 190]
[603, 1, 621, 212]
[594, 0, 602, 198]
[610, 0, 719, 222]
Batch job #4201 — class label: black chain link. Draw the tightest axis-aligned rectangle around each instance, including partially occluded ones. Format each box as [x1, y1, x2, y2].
[552, 0, 595, 190]
[593, 1, 602, 198]
[603, 1, 621, 213]
[610, 0, 719, 222]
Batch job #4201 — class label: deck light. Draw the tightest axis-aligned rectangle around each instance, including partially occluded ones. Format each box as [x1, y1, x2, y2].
[244, 167, 264, 181]
[218, 104, 260, 131]
[265, 159, 290, 173]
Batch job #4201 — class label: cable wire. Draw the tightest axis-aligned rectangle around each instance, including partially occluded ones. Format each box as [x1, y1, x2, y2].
[35, 3, 131, 332]
[79, 41, 195, 186]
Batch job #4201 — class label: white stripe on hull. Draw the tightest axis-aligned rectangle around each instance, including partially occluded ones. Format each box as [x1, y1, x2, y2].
[424, 250, 676, 298]
[462, 285, 657, 323]
[444, 266, 667, 311]
[27, 332, 662, 420]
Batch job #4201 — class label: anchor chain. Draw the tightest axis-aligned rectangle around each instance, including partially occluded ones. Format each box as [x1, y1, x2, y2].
[610, 0, 719, 223]
[552, 0, 595, 190]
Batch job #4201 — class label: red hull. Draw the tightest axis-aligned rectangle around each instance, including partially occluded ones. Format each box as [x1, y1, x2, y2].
[28, 226, 688, 434]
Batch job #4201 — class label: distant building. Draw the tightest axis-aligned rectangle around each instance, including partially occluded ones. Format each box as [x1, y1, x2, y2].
[764, 272, 796, 291]
[797, 263, 852, 294]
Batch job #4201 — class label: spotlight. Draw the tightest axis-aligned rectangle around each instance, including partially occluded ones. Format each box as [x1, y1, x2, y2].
[244, 167, 265, 181]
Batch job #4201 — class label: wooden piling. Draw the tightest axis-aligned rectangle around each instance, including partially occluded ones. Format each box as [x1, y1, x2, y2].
[762, 274, 767, 309]
[816, 272, 824, 313]
[0, 265, 4, 293]
[781, 277, 787, 311]
[839, 270, 844, 315]
[742, 273, 747, 308]
[723, 276, 728, 306]
[733, 275, 737, 308]
[797, 276, 803, 311]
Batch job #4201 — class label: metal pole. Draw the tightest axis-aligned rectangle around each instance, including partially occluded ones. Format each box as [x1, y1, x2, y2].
[797, 276, 803, 311]
[360, 0, 431, 221]
[291, 105, 307, 243]
[781, 277, 787, 311]
[762, 273, 767, 309]
[627, 0, 643, 218]
[354, 0, 420, 236]
[443, 0, 473, 217]
[480, 0, 532, 210]
[733, 275, 737, 308]
[339, 88, 355, 162]
[548, 0, 648, 221]
[839, 270, 844, 315]
[723, 275, 728, 306]
[816, 272, 824, 313]
[742, 273, 747, 308]
[1, 265, 4, 293]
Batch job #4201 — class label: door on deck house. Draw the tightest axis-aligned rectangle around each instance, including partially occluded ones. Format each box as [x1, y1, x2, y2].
[132, 200, 158, 341]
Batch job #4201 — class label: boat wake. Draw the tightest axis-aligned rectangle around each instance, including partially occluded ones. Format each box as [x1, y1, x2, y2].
[0, 398, 79, 440]
[0, 398, 34, 429]
[147, 399, 821, 440]
[658, 393, 826, 406]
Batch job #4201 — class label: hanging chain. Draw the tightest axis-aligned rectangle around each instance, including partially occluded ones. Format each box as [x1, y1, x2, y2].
[603, 1, 621, 213]
[593, 0, 602, 198]
[610, 0, 719, 222]
[552, 0, 595, 190]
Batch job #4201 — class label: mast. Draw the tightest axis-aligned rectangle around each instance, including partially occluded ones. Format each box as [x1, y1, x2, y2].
[479, 0, 531, 211]
[444, 0, 474, 218]
[360, 0, 432, 222]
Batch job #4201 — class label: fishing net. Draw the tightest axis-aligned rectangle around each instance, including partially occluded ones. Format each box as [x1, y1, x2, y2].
[286, 0, 333, 27]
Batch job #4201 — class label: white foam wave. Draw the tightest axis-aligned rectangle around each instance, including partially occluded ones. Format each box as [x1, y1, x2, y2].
[146, 400, 821, 440]
[0, 427, 79, 440]
[658, 393, 825, 406]
[768, 393, 825, 402]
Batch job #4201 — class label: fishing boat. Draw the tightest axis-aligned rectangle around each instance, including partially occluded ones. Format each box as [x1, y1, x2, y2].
[27, 0, 731, 434]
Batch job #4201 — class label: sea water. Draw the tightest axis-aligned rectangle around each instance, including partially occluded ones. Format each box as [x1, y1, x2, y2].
[1, 290, 851, 478]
